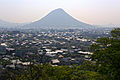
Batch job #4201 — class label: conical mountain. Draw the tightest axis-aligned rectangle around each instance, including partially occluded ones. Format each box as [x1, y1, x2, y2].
[24, 8, 93, 29]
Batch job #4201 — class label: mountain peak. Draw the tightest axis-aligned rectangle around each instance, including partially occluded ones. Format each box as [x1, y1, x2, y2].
[47, 8, 67, 16]
[53, 8, 65, 11]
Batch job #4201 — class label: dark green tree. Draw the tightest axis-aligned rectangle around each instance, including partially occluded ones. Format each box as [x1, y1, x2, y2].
[90, 28, 120, 80]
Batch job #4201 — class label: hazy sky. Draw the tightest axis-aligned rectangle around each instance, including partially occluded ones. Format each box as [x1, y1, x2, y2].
[0, 0, 120, 25]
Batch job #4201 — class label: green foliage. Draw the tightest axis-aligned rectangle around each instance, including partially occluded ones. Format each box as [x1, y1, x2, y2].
[111, 28, 120, 38]
[0, 68, 19, 80]
[78, 61, 97, 71]
[16, 63, 106, 80]
[0, 59, 11, 67]
[90, 28, 120, 80]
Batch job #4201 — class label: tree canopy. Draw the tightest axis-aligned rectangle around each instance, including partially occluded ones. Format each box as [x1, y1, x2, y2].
[90, 28, 120, 80]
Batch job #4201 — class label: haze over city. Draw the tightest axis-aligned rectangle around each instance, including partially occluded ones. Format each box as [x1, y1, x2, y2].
[0, 0, 120, 25]
[0, 0, 120, 80]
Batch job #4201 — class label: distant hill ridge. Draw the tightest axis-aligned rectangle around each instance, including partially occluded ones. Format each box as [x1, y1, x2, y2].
[0, 19, 29, 28]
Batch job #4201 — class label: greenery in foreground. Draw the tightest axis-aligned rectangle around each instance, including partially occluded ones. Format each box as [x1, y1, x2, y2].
[16, 62, 107, 80]
[90, 28, 120, 80]
[1, 28, 120, 80]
